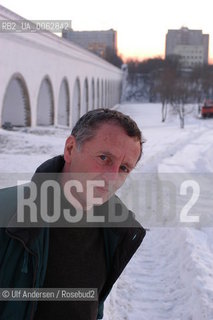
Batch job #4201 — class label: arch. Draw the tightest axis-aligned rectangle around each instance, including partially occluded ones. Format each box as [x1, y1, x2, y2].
[108, 80, 111, 107]
[111, 80, 115, 107]
[114, 80, 121, 106]
[105, 79, 108, 107]
[2, 74, 31, 127]
[101, 79, 104, 107]
[118, 80, 122, 103]
[111, 80, 114, 106]
[82, 78, 89, 115]
[72, 78, 81, 128]
[91, 78, 95, 110]
[107, 79, 110, 107]
[97, 78, 100, 108]
[57, 78, 70, 126]
[37, 76, 54, 125]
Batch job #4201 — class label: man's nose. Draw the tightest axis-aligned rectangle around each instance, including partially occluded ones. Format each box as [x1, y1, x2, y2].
[102, 164, 120, 182]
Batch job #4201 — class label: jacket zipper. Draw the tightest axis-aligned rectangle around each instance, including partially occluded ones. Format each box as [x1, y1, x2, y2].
[5, 229, 39, 320]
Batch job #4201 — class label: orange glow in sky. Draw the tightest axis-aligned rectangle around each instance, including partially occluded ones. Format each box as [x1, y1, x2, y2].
[1, 0, 213, 62]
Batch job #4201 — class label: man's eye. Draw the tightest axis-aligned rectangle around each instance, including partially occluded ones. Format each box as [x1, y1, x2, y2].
[99, 155, 107, 161]
[120, 165, 129, 173]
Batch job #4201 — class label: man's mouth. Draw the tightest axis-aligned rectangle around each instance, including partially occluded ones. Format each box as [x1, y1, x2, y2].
[94, 186, 109, 194]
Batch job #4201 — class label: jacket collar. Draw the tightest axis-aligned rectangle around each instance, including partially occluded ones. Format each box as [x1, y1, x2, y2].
[6, 155, 65, 244]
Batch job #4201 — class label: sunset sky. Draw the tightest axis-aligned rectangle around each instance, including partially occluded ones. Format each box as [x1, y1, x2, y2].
[1, 0, 213, 62]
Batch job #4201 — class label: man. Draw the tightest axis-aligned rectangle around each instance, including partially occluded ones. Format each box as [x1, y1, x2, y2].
[0, 108, 146, 319]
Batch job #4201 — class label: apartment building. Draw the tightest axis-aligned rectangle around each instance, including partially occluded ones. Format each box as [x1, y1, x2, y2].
[165, 27, 209, 67]
[62, 28, 117, 58]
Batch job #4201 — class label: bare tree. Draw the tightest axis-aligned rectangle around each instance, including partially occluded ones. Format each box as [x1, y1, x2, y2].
[155, 56, 181, 122]
[171, 74, 191, 128]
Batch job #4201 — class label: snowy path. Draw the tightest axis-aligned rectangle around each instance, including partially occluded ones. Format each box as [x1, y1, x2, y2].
[105, 227, 213, 320]
[104, 104, 213, 320]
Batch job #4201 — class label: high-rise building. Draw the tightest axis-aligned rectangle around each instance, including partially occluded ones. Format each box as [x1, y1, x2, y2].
[62, 28, 117, 58]
[165, 27, 209, 67]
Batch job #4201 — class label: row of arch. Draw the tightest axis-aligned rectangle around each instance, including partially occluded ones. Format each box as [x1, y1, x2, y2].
[2, 73, 121, 128]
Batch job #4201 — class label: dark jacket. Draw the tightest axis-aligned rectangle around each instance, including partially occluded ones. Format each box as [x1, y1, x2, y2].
[0, 156, 146, 320]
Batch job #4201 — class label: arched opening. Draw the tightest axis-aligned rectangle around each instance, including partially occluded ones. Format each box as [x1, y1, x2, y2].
[58, 78, 70, 126]
[111, 80, 115, 107]
[107, 80, 111, 107]
[91, 78, 95, 110]
[2, 74, 31, 127]
[82, 78, 89, 115]
[72, 78, 81, 128]
[37, 77, 54, 125]
[118, 80, 122, 103]
[105, 79, 108, 107]
[109, 80, 113, 107]
[97, 78, 100, 108]
[101, 79, 104, 107]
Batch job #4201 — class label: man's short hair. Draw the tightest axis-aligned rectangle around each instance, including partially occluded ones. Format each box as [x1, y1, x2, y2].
[71, 108, 144, 162]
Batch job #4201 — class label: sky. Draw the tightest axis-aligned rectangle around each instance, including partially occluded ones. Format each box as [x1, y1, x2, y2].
[0, 0, 213, 62]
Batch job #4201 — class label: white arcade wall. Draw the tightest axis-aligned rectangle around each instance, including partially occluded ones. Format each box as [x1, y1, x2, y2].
[0, 5, 122, 129]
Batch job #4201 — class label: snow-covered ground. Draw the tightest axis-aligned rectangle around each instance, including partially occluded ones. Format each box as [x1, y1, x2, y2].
[0, 103, 213, 319]
[104, 103, 213, 320]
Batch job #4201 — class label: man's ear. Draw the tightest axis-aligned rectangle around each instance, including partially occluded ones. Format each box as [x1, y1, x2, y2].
[64, 135, 77, 163]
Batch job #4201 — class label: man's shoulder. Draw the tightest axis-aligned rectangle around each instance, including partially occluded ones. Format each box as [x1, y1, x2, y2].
[101, 194, 146, 242]
[111, 194, 144, 227]
[0, 185, 18, 213]
[34, 155, 65, 174]
[0, 183, 35, 228]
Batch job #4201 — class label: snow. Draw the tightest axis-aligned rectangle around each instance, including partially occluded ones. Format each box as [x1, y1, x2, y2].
[0, 103, 213, 319]
[104, 103, 213, 320]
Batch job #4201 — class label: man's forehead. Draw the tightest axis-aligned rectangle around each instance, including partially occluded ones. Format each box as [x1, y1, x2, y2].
[94, 122, 126, 133]
[92, 123, 130, 141]
[83, 123, 141, 161]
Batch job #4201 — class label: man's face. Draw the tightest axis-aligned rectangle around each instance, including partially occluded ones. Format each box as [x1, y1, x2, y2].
[63, 123, 141, 208]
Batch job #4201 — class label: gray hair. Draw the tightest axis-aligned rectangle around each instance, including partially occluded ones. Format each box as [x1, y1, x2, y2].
[71, 108, 144, 161]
